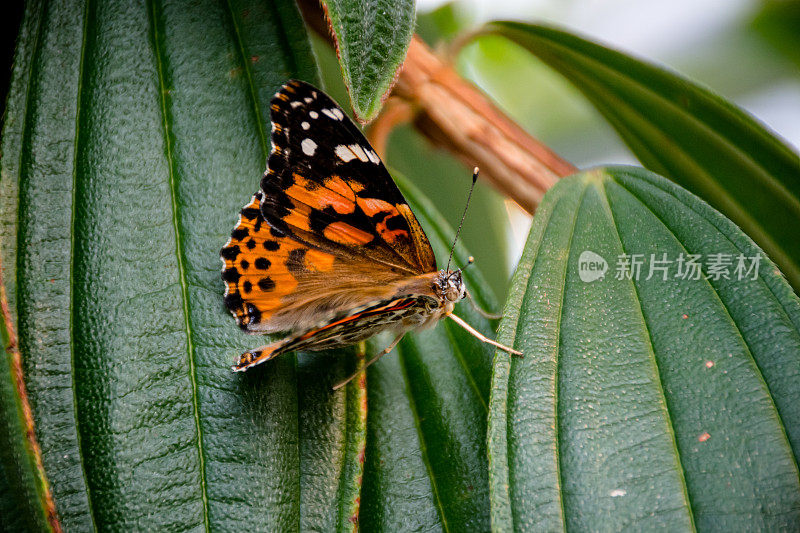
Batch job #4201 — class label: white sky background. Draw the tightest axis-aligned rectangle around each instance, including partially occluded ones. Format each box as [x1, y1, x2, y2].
[417, 0, 800, 271]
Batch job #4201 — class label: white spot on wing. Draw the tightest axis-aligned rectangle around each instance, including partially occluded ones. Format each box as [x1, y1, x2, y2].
[309, 111, 318, 119]
[301, 121, 310, 130]
[322, 108, 338, 120]
[335, 144, 374, 163]
[301, 138, 317, 156]
[350, 144, 368, 162]
[304, 97, 312, 103]
[332, 108, 344, 120]
[335, 145, 357, 162]
[290, 101, 302, 108]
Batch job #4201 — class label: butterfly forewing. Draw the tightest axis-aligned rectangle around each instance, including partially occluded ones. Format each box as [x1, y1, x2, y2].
[261, 80, 436, 274]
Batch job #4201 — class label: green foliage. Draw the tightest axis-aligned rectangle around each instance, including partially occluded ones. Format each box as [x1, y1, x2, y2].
[488, 21, 800, 294]
[752, 0, 800, 69]
[322, 0, 415, 122]
[489, 166, 800, 531]
[1, 0, 356, 529]
[3, 1, 799, 532]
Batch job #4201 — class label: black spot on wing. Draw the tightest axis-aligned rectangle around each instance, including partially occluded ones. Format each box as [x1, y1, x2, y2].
[240, 207, 259, 220]
[231, 228, 248, 241]
[220, 245, 240, 260]
[245, 304, 261, 326]
[222, 268, 241, 283]
[386, 215, 407, 231]
[258, 277, 276, 292]
[224, 292, 244, 312]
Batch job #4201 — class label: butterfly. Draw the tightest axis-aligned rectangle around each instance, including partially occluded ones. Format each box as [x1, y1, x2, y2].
[220, 80, 521, 388]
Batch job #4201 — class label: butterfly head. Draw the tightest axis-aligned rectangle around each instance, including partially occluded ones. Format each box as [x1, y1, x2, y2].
[436, 269, 466, 303]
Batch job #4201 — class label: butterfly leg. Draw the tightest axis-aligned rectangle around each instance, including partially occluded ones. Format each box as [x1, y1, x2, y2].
[447, 313, 522, 356]
[465, 288, 504, 320]
[332, 333, 406, 391]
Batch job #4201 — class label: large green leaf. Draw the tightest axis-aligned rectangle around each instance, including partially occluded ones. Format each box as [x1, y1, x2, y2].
[487, 22, 800, 293]
[322, 0, 415, 123]
[489, 166, 800, 531]
[0, 1, 499, 530]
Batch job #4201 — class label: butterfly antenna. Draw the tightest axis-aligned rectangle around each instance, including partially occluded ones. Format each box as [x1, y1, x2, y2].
[446, 168, 479, 273]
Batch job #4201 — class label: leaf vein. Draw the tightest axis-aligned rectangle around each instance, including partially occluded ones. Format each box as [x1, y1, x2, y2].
[146, 0, 210, 528]
[69, 0, 99, 526]
[224, 0, 268, 159]
[597, 178, 696, 531]
[398, 343, 451, 533]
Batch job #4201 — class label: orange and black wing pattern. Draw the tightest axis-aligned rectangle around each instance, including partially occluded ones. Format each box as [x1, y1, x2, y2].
[222, 190, 332, 331]
[260, 80, 435, 275]
[221, 80, 437, 334]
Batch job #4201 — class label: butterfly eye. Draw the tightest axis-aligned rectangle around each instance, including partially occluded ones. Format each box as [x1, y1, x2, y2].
[444, 287, 459, 301]
[444, 276, 464, 302]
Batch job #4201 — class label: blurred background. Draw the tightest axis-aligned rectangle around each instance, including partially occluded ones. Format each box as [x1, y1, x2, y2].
[319, 0, 800, 301]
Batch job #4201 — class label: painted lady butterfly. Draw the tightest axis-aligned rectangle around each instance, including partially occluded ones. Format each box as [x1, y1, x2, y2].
[220, 80, 520, 388]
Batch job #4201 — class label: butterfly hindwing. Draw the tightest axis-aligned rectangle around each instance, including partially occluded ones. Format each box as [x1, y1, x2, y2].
[261, 79, 436, 275]
[221, 191, 327, 330]
[233, 296, 434, 371]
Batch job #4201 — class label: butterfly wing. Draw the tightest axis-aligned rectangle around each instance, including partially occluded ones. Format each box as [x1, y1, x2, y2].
[221, 81, 438, 334]
[232, 295, 435, 371]
[261, 79, 436, 275]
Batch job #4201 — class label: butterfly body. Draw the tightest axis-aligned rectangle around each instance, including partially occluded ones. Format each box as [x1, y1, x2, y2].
[221, 80, 516, 374]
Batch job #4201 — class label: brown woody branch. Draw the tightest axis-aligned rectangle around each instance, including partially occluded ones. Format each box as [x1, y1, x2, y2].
[296, 0, 577, 214]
